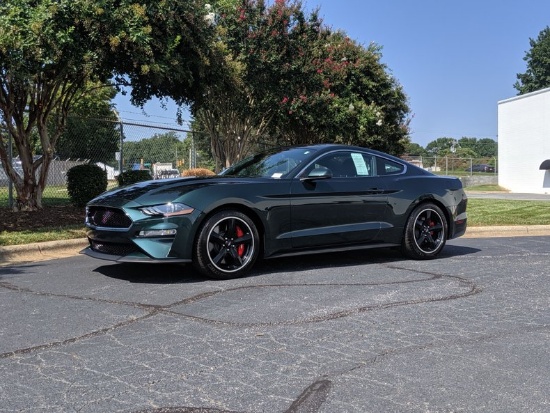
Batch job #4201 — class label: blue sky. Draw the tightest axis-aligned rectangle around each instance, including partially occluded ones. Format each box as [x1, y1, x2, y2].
[113, 0, 550, 147]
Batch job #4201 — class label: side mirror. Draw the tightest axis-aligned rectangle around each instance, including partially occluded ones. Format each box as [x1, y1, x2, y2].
[300, 167, 332, 182]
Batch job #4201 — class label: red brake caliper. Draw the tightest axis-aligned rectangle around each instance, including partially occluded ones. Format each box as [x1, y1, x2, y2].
[236, 226, 245, 257]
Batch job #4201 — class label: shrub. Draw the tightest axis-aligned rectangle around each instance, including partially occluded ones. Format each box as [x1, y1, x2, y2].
[66, 164, 108, 207]
[117, 169, 153, 186]
[181, 168, 216, 177]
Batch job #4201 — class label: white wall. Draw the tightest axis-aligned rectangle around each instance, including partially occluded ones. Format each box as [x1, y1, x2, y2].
[498, 88, 550, 194]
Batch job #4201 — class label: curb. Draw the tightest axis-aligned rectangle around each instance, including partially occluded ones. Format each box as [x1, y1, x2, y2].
[2, 226, 550, 266]
[0, 238, 88, 267]
[463, 225, 550, 238]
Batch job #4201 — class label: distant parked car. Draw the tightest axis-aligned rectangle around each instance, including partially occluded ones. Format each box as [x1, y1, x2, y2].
[467, 164, 495, 173]
[156, 169, 180, 179]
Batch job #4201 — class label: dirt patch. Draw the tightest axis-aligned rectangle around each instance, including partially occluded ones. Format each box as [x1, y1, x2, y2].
[0, 205, 85, 232]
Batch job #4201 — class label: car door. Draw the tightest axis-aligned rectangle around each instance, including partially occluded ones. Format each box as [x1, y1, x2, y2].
[289, 150, 389, 249]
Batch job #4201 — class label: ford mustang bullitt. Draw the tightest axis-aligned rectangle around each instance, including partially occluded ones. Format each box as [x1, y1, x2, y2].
[83, 144, 467, 279]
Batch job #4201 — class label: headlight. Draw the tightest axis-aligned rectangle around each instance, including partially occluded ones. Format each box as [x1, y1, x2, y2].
[141, 203, 194, 217]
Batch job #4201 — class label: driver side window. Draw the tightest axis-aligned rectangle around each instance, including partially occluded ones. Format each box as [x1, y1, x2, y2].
[308, 152, 374, 178]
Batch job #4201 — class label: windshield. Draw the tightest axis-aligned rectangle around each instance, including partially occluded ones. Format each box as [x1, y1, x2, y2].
[220, 147, 318, 178]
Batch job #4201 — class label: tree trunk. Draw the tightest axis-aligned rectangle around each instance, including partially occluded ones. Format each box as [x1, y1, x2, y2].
[13, 183, 42, 211]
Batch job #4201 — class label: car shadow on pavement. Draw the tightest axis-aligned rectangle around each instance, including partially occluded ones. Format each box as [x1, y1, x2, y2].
[90, 244, 481, 284]
[93, 262, 206, 284]
[253, 244, 481, 275]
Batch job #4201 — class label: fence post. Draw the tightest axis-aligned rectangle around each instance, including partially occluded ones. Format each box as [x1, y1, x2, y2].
[115, 110, 124, 174]
[8, 132, 13, 208]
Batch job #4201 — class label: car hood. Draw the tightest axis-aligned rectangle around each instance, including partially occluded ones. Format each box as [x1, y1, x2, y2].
[88, 176, 246, 208]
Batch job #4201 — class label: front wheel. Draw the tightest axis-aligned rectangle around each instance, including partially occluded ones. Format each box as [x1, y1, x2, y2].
[402, 203, 447, 259]
[193, 210, 260, 279]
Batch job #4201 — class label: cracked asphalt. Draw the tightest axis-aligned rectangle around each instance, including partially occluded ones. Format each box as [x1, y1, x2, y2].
[1, 236, 549, 412]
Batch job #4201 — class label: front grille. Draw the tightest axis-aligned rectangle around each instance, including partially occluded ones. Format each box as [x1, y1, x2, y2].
[90, 240, 140, 256]
[86, 207, 132, 229]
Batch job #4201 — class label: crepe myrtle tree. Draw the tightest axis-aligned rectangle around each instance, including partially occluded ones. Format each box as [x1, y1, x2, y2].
[191, 0, 288, 168]
[515, 26, 550, 95]
[200, 0, 410, 160]
[0, 0, 217, 211]
[273, 31, 411, 154]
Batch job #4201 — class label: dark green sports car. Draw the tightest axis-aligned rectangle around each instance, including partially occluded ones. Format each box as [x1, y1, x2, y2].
[83, 144, 467, 279]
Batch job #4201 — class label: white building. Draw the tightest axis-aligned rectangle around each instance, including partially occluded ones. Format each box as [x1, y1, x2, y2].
[95, 162, 117, 180]
[498, 87, 550, 194]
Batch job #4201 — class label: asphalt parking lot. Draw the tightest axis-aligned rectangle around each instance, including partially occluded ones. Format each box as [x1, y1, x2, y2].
[1, 236, 549, 413]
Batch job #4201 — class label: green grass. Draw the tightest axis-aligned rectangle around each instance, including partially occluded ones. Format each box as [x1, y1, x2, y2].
[0, 226, 86, 246]
[467, 198, 550, 226]
[0, 187, 71, 208]
[466, 184, 508, 192]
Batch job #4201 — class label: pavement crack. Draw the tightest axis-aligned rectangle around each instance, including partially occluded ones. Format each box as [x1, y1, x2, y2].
[0, 311, 159, 360]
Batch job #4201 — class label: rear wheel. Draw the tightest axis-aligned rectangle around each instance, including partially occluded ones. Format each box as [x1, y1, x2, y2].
[194, 210, 260, 279]
[402, 203, 447, 259]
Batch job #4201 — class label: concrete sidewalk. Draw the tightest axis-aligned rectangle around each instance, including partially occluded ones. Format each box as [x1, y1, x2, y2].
[2, 225, 550, 267]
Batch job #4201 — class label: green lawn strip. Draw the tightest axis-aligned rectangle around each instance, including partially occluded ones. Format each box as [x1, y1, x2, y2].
[467, 199, 550, 226]
[0, 189, 73, 208]
[466, 184, 507, 192]
[0, 226, 86, 247]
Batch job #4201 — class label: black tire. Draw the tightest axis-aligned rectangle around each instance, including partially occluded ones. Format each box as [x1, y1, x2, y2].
[193, 210, 260, 279]
[402, 203, 447, 259]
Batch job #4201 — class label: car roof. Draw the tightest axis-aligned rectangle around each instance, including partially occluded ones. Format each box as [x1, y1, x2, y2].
[295, 143, 405, 162]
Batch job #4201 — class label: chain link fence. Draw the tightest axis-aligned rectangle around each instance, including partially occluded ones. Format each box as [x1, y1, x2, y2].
[402, 156, 498, 176]
[1, 117, 499, 208]
[0, 118, 206, 208]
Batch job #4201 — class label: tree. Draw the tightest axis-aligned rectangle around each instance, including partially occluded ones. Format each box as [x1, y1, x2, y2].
[0, 0, 217, 211]
[234, 0, 411, 154]
[193, 0, 304, 169]
[123, 132, 185, 168]
[424, 136, 497, 160]
[457, 137, 497, 158]
[474, 138, 498, 158]
[403, 142, 428, 157]
[514, 26, 550, 94]
[191, 0, 411, 169]
[425, 137, 459, 157]
[55, 82, 120, 163]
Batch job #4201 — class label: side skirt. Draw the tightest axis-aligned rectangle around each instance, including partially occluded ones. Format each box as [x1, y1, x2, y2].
[265, 242, 400, 259]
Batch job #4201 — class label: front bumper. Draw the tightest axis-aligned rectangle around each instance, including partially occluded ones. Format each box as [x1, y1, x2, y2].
[80, 246, 191, 264]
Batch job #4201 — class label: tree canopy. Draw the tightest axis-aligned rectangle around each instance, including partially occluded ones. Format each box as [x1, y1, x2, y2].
[0, 0, 216, 210]
[123, 132, 185, 167]
[191, 0, 411, 169]
[514, 26, 550, 94]
[424, 137, 497, 158]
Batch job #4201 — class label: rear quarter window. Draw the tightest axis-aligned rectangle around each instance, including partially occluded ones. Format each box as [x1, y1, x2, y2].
[377, 157, 405, 175]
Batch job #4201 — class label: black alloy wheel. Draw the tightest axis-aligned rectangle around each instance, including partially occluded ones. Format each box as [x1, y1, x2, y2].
[402, 203, 447, 259]
[194, 210, 260, 279]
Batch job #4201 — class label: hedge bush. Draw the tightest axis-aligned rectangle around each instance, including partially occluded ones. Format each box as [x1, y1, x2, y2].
[181, 168, 216, 177]
[117, 170, 153, 186]
[66, 164, 108, 207]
